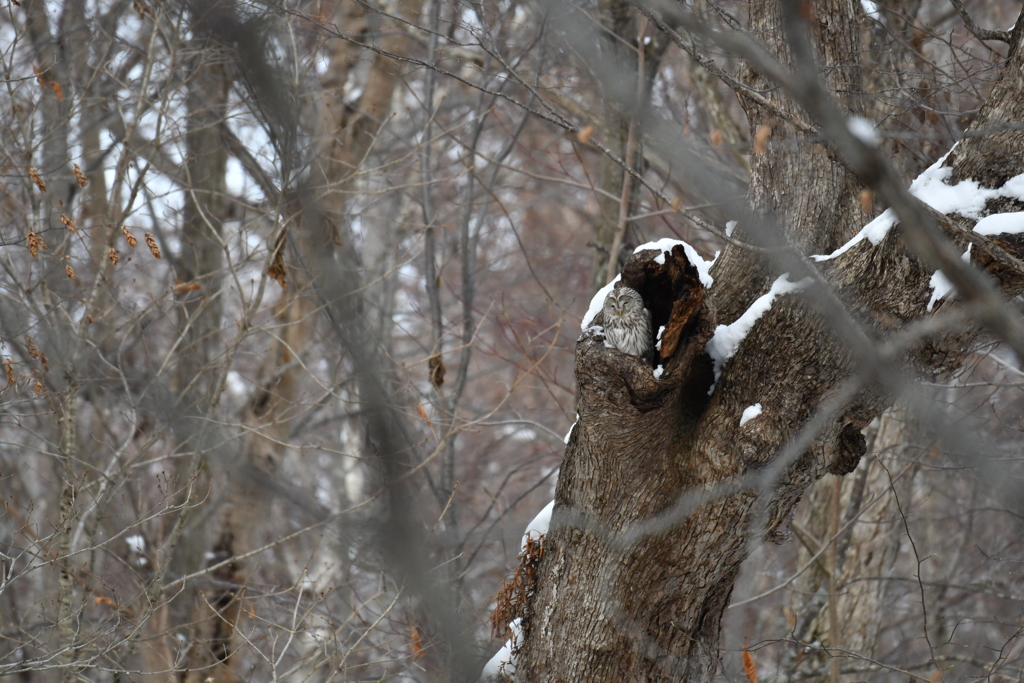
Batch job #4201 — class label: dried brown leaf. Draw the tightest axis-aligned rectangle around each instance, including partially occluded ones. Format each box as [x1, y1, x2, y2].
[670, 197, 683, 212]
[428, 353, 445, 388]
[3, 359, 16, 385]
[109, 248, 119, 265]
[576, 124, 595, 145]
[267, 237, 287, 288]
[416, 403, 431, 426]
[490, 535, 545, 646]
[24, 336, 48, 372]
[742, 646, 757, 683]
[144, 233, 161, 258]
[172, 281, 202, 293]
[122, 225, 138, 248]
[72, 163, 88, 188]
[51, 81, 62, 102]
[28, 167, 46, 192]
[65, 263, 75, 279]
[33, 381, 44, 396]
[410, 626, 424, 659]
[94, 596, 116, 608]
[27, 232, 47, 257]
[60, 214, 76, 233]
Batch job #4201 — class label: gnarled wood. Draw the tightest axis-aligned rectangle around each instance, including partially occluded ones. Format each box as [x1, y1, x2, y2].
[516, 3, 1024, 680]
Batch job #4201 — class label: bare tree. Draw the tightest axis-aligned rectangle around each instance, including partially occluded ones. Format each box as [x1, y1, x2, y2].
[3, 0, 1024, 681]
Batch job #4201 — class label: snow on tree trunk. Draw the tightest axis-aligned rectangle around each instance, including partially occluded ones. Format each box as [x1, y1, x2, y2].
[514, 4, 1024, 681]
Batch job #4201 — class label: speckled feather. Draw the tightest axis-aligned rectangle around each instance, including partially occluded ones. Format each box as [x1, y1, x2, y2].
[602, 287, 653, 360]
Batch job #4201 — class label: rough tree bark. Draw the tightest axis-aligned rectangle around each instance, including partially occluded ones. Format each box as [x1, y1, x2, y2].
[589, 0, 672, 293]
[172, 29, 232, 683]
[781, 407, 918, 681]
[515, 2, 1024, 681]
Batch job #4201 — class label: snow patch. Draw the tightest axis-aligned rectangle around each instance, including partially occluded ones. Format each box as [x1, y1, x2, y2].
[1001, 175, 1024, 202]
[740, 403, 763, 427]
[911, 168, 990, 218]
[812, 209, 897, 262]
[861, 0, 880, 19]
[581, 276, 620, 330]
[815, 148, 1024, 262]
[707, 274, 813, 388]
[634, 238, 715, 287]
[480, 618, 522, 680]
[522, 501, 554, 549]
[125, 535, 146, 553]
[564, 414, 578, 445]
[725, 220, 738, 237]
[847, 116, 879, 146]
[926, 244, 972, 312]
[653, 365, 664, 379]
[974, 212, 1024, 236]
[655, 325, 665, 351]
[813, 147, 957, 261]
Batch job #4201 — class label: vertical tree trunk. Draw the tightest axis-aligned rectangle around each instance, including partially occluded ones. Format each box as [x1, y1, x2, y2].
[588, 0, 670, 294]
[782, 407, 917, 680]
[515, 3, 1024, 681]
[714, 0, 866, 324]
[190, 1, 424, 679]
[171, 36, 231, 683]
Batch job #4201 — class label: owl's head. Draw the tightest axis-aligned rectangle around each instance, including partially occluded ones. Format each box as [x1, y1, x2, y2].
[603, 287, 644, 318]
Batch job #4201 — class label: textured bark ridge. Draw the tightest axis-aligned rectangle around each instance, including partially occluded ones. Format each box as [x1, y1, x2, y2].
[518, 216, 1024, 682]
[518, 246, 729, 681]
[515, 10, 1024, 681]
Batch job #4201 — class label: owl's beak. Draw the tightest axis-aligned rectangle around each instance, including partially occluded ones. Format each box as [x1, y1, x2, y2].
[617, 310, 623, 316]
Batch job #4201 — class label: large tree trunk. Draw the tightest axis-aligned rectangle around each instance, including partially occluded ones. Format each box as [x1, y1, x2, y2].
[515, 2, 1024, 680]
[588, 0, 673, 293]
[171, 29, 231, 683]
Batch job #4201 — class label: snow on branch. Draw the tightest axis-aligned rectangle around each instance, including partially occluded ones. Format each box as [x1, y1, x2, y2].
[633, 238, 716, 287]
[927, 244, 973, 311]
[706, 274, 813, 389]
[847, 116, 879, 147]
[563, 414, 578, 445]
[521, 500, 554, 549]
[739, 403, 763, 426]
[480, 618, 522, 681]
[581, 275, 620, 330]
[812, 145, 1024, 263]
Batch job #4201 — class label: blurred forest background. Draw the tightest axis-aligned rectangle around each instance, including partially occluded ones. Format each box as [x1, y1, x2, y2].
[1, 0, 1024, 680]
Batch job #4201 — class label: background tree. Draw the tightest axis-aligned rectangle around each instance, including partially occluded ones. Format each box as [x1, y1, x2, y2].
[2, 0, 1024, 682]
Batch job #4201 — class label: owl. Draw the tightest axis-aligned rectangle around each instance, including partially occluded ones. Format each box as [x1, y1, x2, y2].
[602, 287, 653, 360]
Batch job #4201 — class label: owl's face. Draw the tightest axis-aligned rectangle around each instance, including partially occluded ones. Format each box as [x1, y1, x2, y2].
[604, 288, 643, 318]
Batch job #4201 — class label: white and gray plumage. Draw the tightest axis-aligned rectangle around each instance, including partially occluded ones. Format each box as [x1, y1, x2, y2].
[602, 287, 653, 360]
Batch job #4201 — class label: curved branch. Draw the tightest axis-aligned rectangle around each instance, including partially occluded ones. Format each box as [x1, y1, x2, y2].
[947, 0, 1011, 44]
